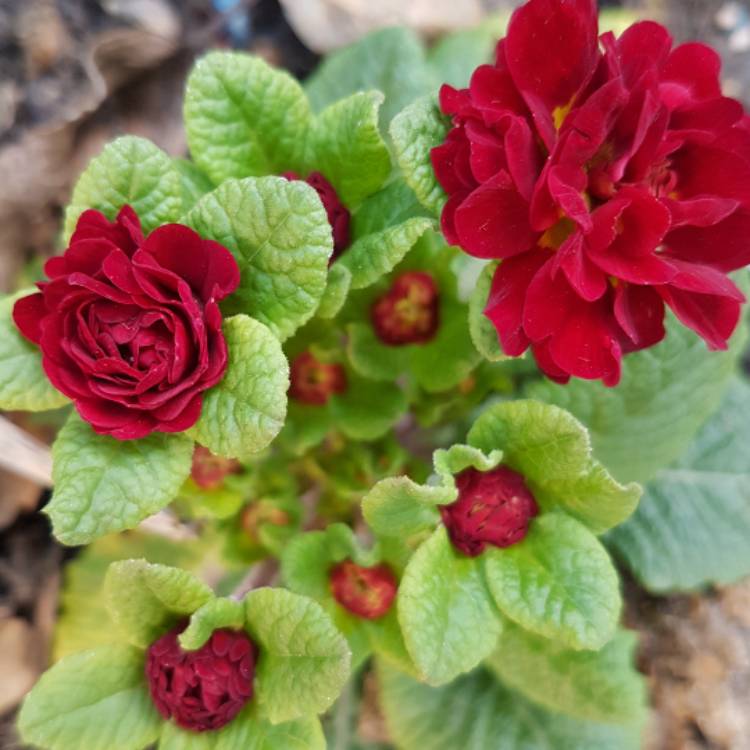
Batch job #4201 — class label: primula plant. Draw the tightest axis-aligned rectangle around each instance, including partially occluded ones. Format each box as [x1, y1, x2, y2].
[3, 0, 750, 748]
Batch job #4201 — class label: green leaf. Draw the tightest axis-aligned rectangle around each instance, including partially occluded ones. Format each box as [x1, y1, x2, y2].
[316, 263, 351, 319]
[308, 91, 391, 207]
[185, 51, 310, 184]
[484, 513, 620, 650]
[184, 177, 332, 340]
[174, 158, 215, 211]
[362, 477, 445, 538]
[432, 443, 503, 479]
[18, 645, 162, 750]
[330, 376, 407, 442]
[486, 624, 647, 725]
[0, 290, 68, 411]
[609, 377, 750, 591]
[105, 560, 213, 648]
[180, 598, 246, 650]
[189, 315, 288, 459]
[468, 262, 507, 362]
[390, 96, 449, 216]
[378, 662, 642, 750]
[398, 527, 501, 685]
[64, 136, 183, 240]
[526, 311, 747, 484]
[304, 27, 432, 131]
[244, 588, 351, 723]
[47, 414, 193, 545]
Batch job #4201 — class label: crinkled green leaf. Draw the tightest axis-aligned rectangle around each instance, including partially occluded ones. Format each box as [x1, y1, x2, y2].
[47, 414, 193, 545]
[184, 177, 332, 340]
[526, 311, 747, 484]
[18, 645, 162, 750]
[105, 560, 213, 648]
[316, 263, 351, 319]
[180, 597, 245, 651]
[468, 262, 507, 363]
[244, 587, 351, 723]
[189, 315, 288, 460]
[433, 444, 503, 479]
[610, 377, 750, 591]
[304, 27, 432, 131]
[378, 662, 642, 750]
[330, 376, 407, 442]
[362, 477, 446, 538]
[484, 513, 620, 650]
[185, 51, 310, 183]
[0, 290, 68, 411]
[174, 158, 214, 211]
[390, 96, 449, 216]
[308, 91, 391, 207]
[487, 624, 647, 725]
[398, 527, 501, 685]
[346, 321, 409, 380]
[64, 136, 182, 240]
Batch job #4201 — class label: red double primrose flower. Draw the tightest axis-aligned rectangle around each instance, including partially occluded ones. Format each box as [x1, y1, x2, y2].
[329, 559, 398, 619]
[432, 0, 750, 385]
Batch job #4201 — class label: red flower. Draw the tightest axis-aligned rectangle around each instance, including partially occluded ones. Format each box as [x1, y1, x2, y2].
[329, 559, 398, 619]
[371, 271, 440, 346]
[146, 624, 256, 732]
[432, 0, 750, 385]
[440, 466, 539, 557]
[282, 171, 350, 261]
[13, 206, 239, 439]
[191, 446, 241, 490]
[289, 351, 348, 405]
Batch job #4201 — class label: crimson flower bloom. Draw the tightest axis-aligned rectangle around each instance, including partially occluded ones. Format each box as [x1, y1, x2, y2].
[146, 624, 256, 732]
[432, 0, 750, 385]
[13, 206, 239, 439]
[440, 466, 539, 557]
[329, 559, 398, 619]
[282, 171, 350, 261]
[289, 351, 348, 405]
[371, 271, 440, 346]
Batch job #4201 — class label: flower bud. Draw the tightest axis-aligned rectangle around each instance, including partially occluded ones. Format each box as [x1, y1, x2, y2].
[440, 466, 539, 557]
[146, 624, 256, 732]
[289, 351, 347, 405]
[329, 559, 398, 619]
[371, 271, 440, 346]
[190, 446, 241, 490]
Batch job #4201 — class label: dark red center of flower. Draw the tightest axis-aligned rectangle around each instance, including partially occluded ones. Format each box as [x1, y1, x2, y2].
[146, 624, 257, 732]
[440, 466, 539, 557]
[282, 171, 351, 262]
[191, 446, 241, 490]
[329, 559, 398, 619]
[289, 351, 347, 406]
[371, 271, 440, 346]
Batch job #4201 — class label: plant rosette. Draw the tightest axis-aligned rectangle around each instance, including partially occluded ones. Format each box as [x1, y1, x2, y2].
[281, 523, 415, 675]
[18, 560, 351, 750]
[362, 399, 641, 685]
[344, 230, 481, 393]
[184, 51, 434, 313]
[280, 321, 407, 454]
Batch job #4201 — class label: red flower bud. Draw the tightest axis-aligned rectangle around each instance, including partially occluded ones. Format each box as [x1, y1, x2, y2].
[371, 271, 440, 346]
[282, 171, 350, 261]
[146, 624, 257, 732]
[329, 559, 398, 619]
[440, 466, 539, 557]
[289, 351, 347, 405]
[191, 446, 241, 490]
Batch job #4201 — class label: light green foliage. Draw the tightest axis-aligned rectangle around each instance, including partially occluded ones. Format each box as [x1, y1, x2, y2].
[0, 290, 68, 411]
[184, 177, 332, 340]
[433, 443, 503, 478]
[189, 315, 288, 459]
[389, 96, 450, 216]
[47, 414, 193, 545]
[398, 528, 501, 685]
[610, 378, 750, 591]
[104, 560, 213, 648]
[18, 645, 162, 750]
[174, 159, 214, 211]
[484, 513, 621, 650]
[185, 52, 311, 183]
[64, 136, 183, 239]
[362, 477, 446, 538]
[378, 662, 642, 750]
[468, 262, 508, 362]
[316, 264, 352, 319]
[180, 598, 246, 650]
[487, 624, 647, 725]
[244, 588, 351, 723]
